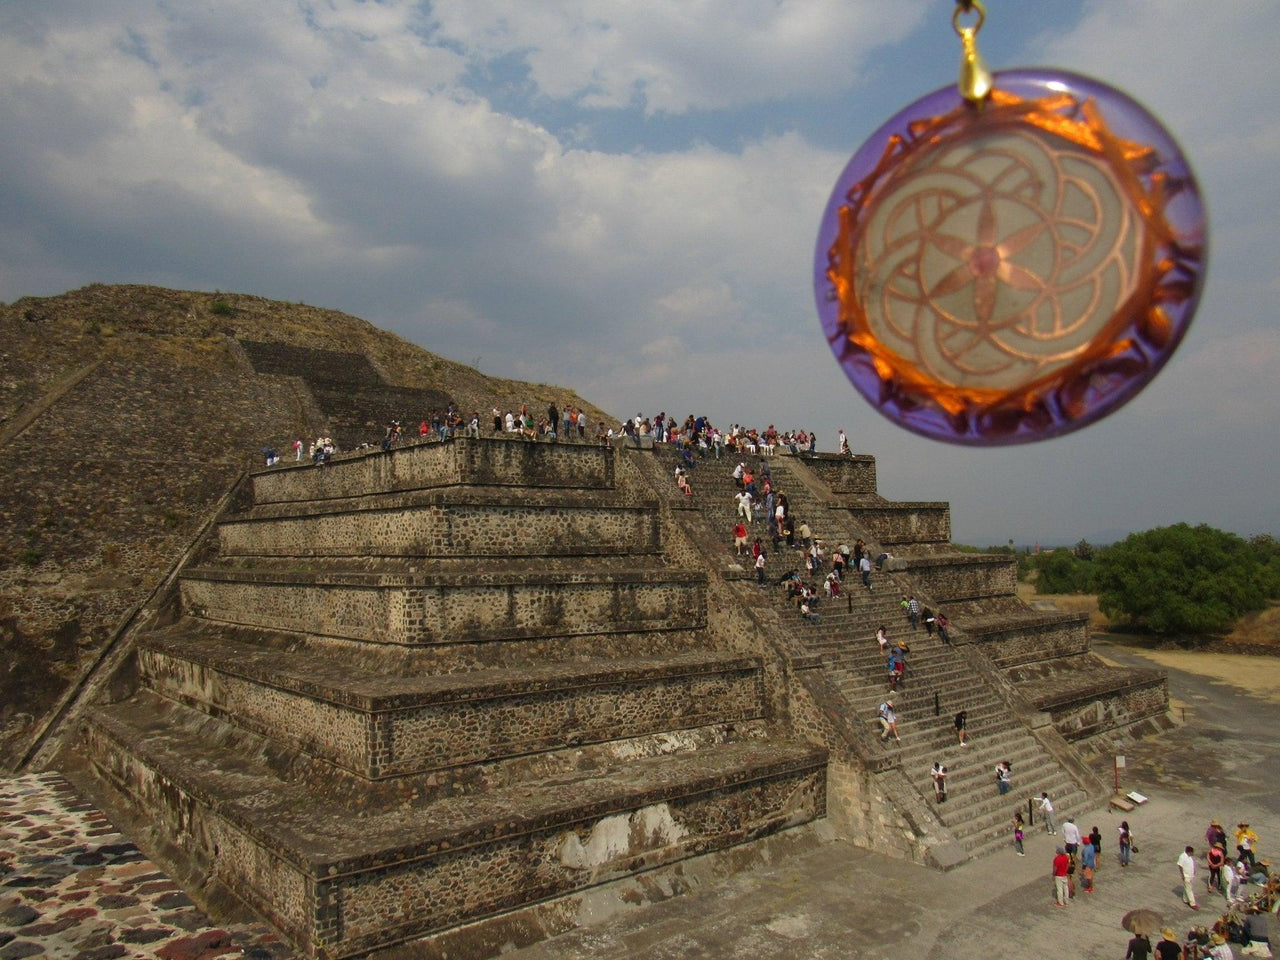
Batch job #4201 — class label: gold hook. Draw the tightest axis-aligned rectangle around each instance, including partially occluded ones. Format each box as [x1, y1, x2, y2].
[953, 1, 993, 103]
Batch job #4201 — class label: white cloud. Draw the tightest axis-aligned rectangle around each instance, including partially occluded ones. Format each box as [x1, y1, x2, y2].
[1, 0, 1277, 545]
[427, 0, 931, 114]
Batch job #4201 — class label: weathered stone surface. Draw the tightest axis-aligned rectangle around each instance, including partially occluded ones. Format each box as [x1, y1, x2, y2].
[137, 640, 765, 778]
[803, 454, 877, 495]
[85, 707, 825, 959]
[252, 437, 614, 504]
[846, 500, 951, 547]
[0, 906, 38, 928]
[218, 491, 660, 559]
[179, 568, 705, 645]
[901, 554, 1017, 603]
[964, 613, 1091, 668]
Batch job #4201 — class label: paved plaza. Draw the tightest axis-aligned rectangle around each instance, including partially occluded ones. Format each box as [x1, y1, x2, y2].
[2, 638, 1276, 960]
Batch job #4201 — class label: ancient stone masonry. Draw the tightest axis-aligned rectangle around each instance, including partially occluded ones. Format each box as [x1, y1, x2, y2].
[804, 455, 877, 496]
[638, 444, 1172, 864]
[0, 285, 617, 773]
[238, 340, 453, 449]
[803, 452, 1171, 749]
[74, 436, 826, 959]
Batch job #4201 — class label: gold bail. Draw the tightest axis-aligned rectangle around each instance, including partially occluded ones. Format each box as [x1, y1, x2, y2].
[953, 1, 993, 103]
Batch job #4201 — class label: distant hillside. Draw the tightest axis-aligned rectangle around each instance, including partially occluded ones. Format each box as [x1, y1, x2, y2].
[0, 284, 611, 768]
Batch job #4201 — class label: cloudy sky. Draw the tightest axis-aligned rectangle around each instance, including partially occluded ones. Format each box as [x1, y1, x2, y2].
[1, 0, 1276, 546]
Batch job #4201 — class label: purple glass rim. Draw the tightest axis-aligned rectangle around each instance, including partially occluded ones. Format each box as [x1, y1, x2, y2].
[814, 68, 1208, 446]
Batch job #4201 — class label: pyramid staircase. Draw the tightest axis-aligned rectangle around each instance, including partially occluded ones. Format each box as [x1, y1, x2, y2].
[643, 448, 1102, 860]
[79, 437, 826, 958]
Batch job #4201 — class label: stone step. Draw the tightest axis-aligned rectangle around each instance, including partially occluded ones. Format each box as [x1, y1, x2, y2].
[84, 697, 826, 959]
[961, 793, 1097, 859]
[954, 787, 1092, 850]
[948, 788, 1088, 850]
[137, 633, 764, 779]
[219, 487, 660, 559]
[657, 446, 1099, 864]
[180, 566, 706, 645]
[904, 740, 1055, 790]
[252, 436, 615, 505]
[888, 723, 1034, 762]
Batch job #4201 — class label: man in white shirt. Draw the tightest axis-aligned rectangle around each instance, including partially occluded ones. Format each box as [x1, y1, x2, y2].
[1038, 792, 1058, 835]
[735, 490, 753, 522]
[1178, 846, 1199, 909]
[859, 554, 873, 591]
[1062, 818, 1081, 855]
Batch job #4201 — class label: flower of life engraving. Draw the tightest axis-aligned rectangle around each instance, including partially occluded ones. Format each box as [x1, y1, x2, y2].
[816, 70, 1207, 445]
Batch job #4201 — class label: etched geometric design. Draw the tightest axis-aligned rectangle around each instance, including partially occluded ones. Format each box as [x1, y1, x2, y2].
[814, 70, 1208, 445]
[856, 127, 1139, 393]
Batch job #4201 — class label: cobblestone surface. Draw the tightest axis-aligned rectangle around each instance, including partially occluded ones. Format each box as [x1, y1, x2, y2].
[0, 773, 298, 960]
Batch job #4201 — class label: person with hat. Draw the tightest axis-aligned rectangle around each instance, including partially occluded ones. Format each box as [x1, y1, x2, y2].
[1235, 822, 1259, 870]
[1207, 841, 1227, 892]
[1208, 820, 1229, 849]
[1155, 928, 1182, 960]
[1080, 833, 1097, 893]
[1206, 931, 1232, 960]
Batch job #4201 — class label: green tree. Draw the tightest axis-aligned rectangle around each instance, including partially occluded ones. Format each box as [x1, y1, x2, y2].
[1094, 523, 1272, 635]
[1032, 550, 1094, 594]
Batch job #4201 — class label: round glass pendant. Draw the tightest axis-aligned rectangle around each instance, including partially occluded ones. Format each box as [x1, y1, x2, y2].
[815, 69, 1207, 445]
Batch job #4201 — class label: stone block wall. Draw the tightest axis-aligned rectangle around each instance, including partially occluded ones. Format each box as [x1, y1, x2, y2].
[310, 385, 455, 442]
[253, 438, 614, 504]
[849, 502, 951, 547]
[138, 645, 764, 778]
[238, 340, 384, 385]
[803, 455, 877, 495]
[903, 555, 1018, 603]
[970, 615, 1091, 668]
[218, 496, 660, 558]
[0, 339, 317, 768]
[307, 763, 825, 959]
[1040, 677, 1169, 743]
[237, 339, 455, 448]
[85, 706, 824, 960]
[180, 570, 706, 646]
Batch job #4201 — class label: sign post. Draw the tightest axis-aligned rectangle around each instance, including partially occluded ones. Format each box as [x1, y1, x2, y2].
[1114, 755, 1126, 793]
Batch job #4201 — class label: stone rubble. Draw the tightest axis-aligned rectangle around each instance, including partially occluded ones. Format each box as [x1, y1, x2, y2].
[0, 772, 299, 960]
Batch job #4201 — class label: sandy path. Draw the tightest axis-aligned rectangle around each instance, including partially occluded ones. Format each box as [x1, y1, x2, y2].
[1102, 645, 1280, 703]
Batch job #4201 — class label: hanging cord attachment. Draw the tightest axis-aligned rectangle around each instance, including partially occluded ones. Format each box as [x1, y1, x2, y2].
[953, 0, 993, 103]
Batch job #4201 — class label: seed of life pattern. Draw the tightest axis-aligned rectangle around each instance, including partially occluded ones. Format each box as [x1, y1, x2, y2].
[816, 70, 1207, 445]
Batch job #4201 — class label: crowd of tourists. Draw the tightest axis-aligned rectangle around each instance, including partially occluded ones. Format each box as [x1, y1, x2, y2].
[612, 411, 839, 459]
[262, 400, 859, 471]
[1116, 820, 1277, 958]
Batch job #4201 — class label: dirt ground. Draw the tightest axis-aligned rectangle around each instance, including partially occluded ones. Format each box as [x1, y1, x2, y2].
[1106, 645, 1280, 702]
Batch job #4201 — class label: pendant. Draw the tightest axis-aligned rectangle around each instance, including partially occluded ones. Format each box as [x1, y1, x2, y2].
[814, 4, 1207, 445]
